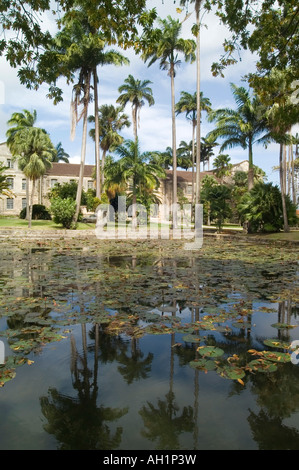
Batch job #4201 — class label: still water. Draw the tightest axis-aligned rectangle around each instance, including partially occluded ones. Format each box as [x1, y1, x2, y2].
[0, 237, 298, 450]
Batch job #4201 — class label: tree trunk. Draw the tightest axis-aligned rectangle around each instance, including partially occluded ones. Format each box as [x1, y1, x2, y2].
[195, 1, 201, 205]
[280, 143, 289, 232]
[26, 177, 30, 220]
[133, 105, 138, 143]
[28, 178, 35, 229]
[191, 122, 195, 205]
[170, 66, 177, 229]
[101, 149, 107, 187]
[93, 68, 101, 199]
[74, 72, 91, 225]
[248, 139, 254, 190]
[290, 139, 296, 205]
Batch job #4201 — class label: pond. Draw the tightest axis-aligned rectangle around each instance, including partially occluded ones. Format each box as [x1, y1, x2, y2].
[0, 236, 298, 450]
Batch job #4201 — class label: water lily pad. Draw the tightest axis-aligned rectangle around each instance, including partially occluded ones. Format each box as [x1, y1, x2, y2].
[247, 359, 277, 373]
[217, 364, 245, 380]
[271, 323, 298, 329]
[182, 334, 202, 343]
[263, 339, 290, 349]
[189, 359, 216, 371]
[261, 351, 291, 363]
[197, 346, 224, 357]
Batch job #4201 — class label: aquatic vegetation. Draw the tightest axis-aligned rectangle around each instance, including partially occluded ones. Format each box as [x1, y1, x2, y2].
[0, 236, 298, 387]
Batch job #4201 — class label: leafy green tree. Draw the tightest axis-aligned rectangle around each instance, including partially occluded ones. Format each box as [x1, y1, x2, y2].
[149, 147, 173, 170]
[199, 174, 217, 225]
[238, 182, 297, 233]
[208, 83, 270, 190]
[177, 140, 193, 171]
[117, 75, 154, 142]
[50, 197, 77, 229]
[8, 127, 54, 227]
[209, 0, 299, 83]
[201, 183, 232, 231]
[142, 16, 196, 223]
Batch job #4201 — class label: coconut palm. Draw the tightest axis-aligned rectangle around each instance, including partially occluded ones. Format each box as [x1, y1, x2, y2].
[117, 75, 154, 142]
[53, 9, 129, 222]
[180, 0, 205, 204]
[8, 127, 54, 227]
[142, 16, 196, 227]
[6, 109, 41, 218]
[207, 83, 270, 190]
[212, 154, 232, 183]
[88, 104, 130, 187]
[107, 139, 166, 228]
[52, 142, 70, 163]
[6, 109, 38, 144]
[177, 140, 193, 171]
[175, 90, 212, 202]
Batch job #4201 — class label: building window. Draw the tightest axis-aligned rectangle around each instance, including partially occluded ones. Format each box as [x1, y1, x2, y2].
[22, 198, 27, 209]
[6, 178, 14, 190]
[6, 159, 14, 169]
[22, 179, 27, 191]
[6, 199, 14, 210]
[186, 185, 193, 195]
[88, 180, 94, 189]
[51, 179, 58, 188]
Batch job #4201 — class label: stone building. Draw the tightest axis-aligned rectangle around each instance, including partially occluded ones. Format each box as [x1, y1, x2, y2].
[0, 141, 249, 216]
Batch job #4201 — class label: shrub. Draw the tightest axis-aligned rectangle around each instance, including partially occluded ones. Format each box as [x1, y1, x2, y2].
[238, 182, 297, 232]
[50, 197, 77, 229]
[20, 204, 51, 220]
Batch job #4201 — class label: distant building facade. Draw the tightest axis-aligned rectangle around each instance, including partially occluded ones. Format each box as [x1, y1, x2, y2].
[0, 141, 250, 216]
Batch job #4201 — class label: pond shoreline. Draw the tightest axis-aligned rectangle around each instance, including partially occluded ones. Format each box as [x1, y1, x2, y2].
[0, 227, 298, 246]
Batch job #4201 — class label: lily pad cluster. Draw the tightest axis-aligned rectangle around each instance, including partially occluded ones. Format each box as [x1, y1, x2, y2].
[0, 236, 298, 386]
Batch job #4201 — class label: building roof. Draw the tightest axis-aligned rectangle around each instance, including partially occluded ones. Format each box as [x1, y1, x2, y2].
[165, 169, 217, 183]
[47, 162, 95, 178]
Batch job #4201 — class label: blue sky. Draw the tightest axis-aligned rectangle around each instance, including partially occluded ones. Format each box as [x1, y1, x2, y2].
[0, 0, 294, 186]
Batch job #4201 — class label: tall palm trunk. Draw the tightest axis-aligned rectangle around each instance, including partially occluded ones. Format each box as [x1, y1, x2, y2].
[170, 65, 178, 229]
[133, 105, 138, 142]
[29, 178, 35, 229]
[195, 1, 201, 205]
[191, 122, 195, 205]
[248, 137, 254, 190]
[290, 139, 296, 205]
[93, 67, 101, 198]
[280, 143, 289, 232]
[74, 72, 91, 224]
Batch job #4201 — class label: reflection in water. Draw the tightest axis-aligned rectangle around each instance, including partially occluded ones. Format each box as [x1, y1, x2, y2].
[0, 239, 298, 449]
[40, 324, 128, 450]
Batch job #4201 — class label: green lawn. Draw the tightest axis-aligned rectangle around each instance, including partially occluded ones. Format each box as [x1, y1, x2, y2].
[0, 217, 95, 230]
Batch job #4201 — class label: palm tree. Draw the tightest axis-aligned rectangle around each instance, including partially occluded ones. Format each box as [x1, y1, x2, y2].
[108, 139, 166, 229]
[212, 154, 232, 183]
[180, 0, 204, 205]
[6, 109, 38, 144]
[8, 127, 54, 227]
[88, 104, 130, 187]
[53, 9, 129, 222]
[258, 69, 299, 232]
[52, 142, 70, 163]
[177, 140, 193, 170]
[142, 16, 196, 227]
[6, 109, 40, 218]
[117, 75, 154, 142]
[207, 83, 270, 190]
[175, 90, 211, 202]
